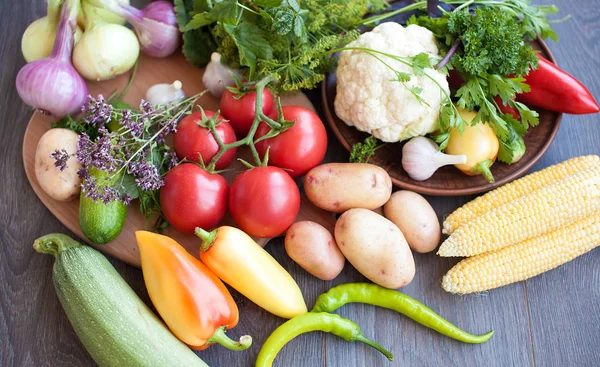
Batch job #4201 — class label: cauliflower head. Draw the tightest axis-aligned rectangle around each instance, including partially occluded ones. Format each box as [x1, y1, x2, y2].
[334, 22, 450, 143]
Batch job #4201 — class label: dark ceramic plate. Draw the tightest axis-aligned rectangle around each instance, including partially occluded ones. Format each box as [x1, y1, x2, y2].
[322, 39, 562, 196]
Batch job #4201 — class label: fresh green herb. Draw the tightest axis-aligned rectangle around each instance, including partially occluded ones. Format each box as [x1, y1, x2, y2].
[175, 0, 217, 67]
[350, 136, 386, 163]
[406, 2, 558, 163]
[175, 0, 388, 91]
[447, 7, 538, 77]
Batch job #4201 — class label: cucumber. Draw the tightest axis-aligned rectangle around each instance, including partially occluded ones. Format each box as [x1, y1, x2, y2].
[34, 234, 209, 367]
[79, 169, 127, 244]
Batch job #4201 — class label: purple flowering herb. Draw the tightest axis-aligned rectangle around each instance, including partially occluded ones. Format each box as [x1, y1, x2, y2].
[121, 193, 133, 206]
[76, 133, 94, 166]
[91, 135, 116, 173]
[50, 149, 70, 171]
[77, 167, 91, 181]
[83, 95, 114, 126]
[140, 99, 155, 117]
[126, 116, 145, 138]
[81, 175, 100, 201]
[166, 151, 179, 170]
[119, 109, 132, 126]
[132, 161, 164, 191]
[99, 186, 120, 204]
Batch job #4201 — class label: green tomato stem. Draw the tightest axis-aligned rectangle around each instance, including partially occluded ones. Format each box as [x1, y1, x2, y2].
[206, 75, 279, 169]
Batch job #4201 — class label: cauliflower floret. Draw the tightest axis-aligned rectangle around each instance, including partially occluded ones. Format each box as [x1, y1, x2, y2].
[334, 23, 449, 143]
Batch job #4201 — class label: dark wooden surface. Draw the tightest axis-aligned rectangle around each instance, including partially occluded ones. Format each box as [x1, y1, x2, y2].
[1, 1, 599, 366]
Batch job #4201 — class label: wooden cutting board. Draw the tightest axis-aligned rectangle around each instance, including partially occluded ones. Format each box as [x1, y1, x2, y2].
[22, 52, 336, 268]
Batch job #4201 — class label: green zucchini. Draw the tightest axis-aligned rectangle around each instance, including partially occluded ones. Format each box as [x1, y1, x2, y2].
[34, 234, 209, 367]
[79, 169, 127, 244]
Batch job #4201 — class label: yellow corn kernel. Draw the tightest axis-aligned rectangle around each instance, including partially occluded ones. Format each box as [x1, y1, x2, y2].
[442, 210, 600, 294]
[442, 155, 600, 235]
[438, 164, 600, 257]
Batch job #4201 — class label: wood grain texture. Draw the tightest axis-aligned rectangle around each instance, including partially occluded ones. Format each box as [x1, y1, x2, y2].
[1, 1, 599, 367]
[21, 52, 336, 268]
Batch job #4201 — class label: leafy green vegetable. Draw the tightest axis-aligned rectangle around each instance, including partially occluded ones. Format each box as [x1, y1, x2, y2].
[498, 119, 527, 164]
[448, 7, 538, 77]
[223, 22, 272, 74]
[175, 0, 216, 67]
[349, 136, 386, 163]
[176, 0, 388, 91]
[407, 2, 558, 163]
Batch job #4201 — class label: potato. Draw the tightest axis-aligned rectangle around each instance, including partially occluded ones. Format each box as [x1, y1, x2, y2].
[285, 221, 345, 280]
[383, 191, 440, 253]
[304, 163, 392, 213]
[334, 209, 415, 288]
[35, 128, 82, 201]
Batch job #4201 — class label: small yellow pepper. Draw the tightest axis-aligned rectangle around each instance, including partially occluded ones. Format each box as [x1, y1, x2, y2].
[195, 226, 307, 319]
[446, 108, 499, 183]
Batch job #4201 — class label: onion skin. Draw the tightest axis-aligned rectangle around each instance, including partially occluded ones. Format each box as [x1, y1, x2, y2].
[73, 24, 140, 81]
[134, 18, 180, 57]
[142, 1, 177, 26]
[16, 59, 88, 118]
[109, 0, 180, 58]
[16, 0, 88, 118]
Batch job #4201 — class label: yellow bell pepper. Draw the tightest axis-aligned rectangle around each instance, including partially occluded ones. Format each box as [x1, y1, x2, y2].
[446, 108, 499, 183]
[195, 226, 307, 319]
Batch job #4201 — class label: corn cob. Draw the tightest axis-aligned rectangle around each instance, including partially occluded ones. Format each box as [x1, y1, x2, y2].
[442, 155, 600, 235]
[442, 210, 600, 294]
[437, 164, 600, 257]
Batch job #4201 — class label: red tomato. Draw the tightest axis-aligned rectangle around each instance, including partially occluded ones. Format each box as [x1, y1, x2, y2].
[255, 106, 328, 178]
[229, 166, 300, 237]
[173, 111, 237, 170]
[160, 163, 229, 233]
[220, 87, 275, 137]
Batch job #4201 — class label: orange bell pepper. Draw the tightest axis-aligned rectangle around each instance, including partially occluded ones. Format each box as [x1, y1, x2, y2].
[135, 230, 251, 351]
[195, 226, 307, 319]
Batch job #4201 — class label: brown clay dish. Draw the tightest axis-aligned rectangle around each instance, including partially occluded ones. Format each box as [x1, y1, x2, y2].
[322, 39, 562, 196]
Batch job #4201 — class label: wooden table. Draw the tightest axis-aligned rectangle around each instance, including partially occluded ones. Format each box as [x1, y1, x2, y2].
[2, 1, 599, 366]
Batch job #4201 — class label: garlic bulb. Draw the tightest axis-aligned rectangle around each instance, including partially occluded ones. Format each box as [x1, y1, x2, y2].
[202, 52, 242, 98]
[402, 137, 467, 181]
[145, 80, 185, 106]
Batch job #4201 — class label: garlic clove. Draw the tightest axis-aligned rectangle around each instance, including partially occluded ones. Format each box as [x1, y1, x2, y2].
[202, 52, 242, 98]
[145, 80, 185, 106]
[401, 136, 467, 181]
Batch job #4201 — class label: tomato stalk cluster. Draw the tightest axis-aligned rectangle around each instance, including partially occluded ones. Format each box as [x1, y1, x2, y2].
[203, 76, 291, 172]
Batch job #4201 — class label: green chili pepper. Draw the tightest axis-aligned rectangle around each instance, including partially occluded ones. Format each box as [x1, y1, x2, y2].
[311, 283, 494, 344]
[255, 312, 393, 367]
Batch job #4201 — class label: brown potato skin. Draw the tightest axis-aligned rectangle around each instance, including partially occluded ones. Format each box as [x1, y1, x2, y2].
[34, 128, 82, 201]
[384, 191, 441, 253]
[334, 209, 415, 289]
[285, 221, 345, 281]
[304, 163, 392, 213]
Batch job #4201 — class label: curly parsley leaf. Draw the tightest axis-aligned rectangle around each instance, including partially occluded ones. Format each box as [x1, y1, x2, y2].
[448, 7, 538, 77]
[350, 136, 385, 163]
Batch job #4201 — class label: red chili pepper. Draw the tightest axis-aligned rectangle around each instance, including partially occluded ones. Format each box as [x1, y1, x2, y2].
[494, 96, 520, 120]
[517, 54, 600, 114]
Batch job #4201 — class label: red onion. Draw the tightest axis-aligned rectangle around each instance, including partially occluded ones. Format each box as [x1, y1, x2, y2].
[108, 0, 180, 58]
[16, 0, 87, 118]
